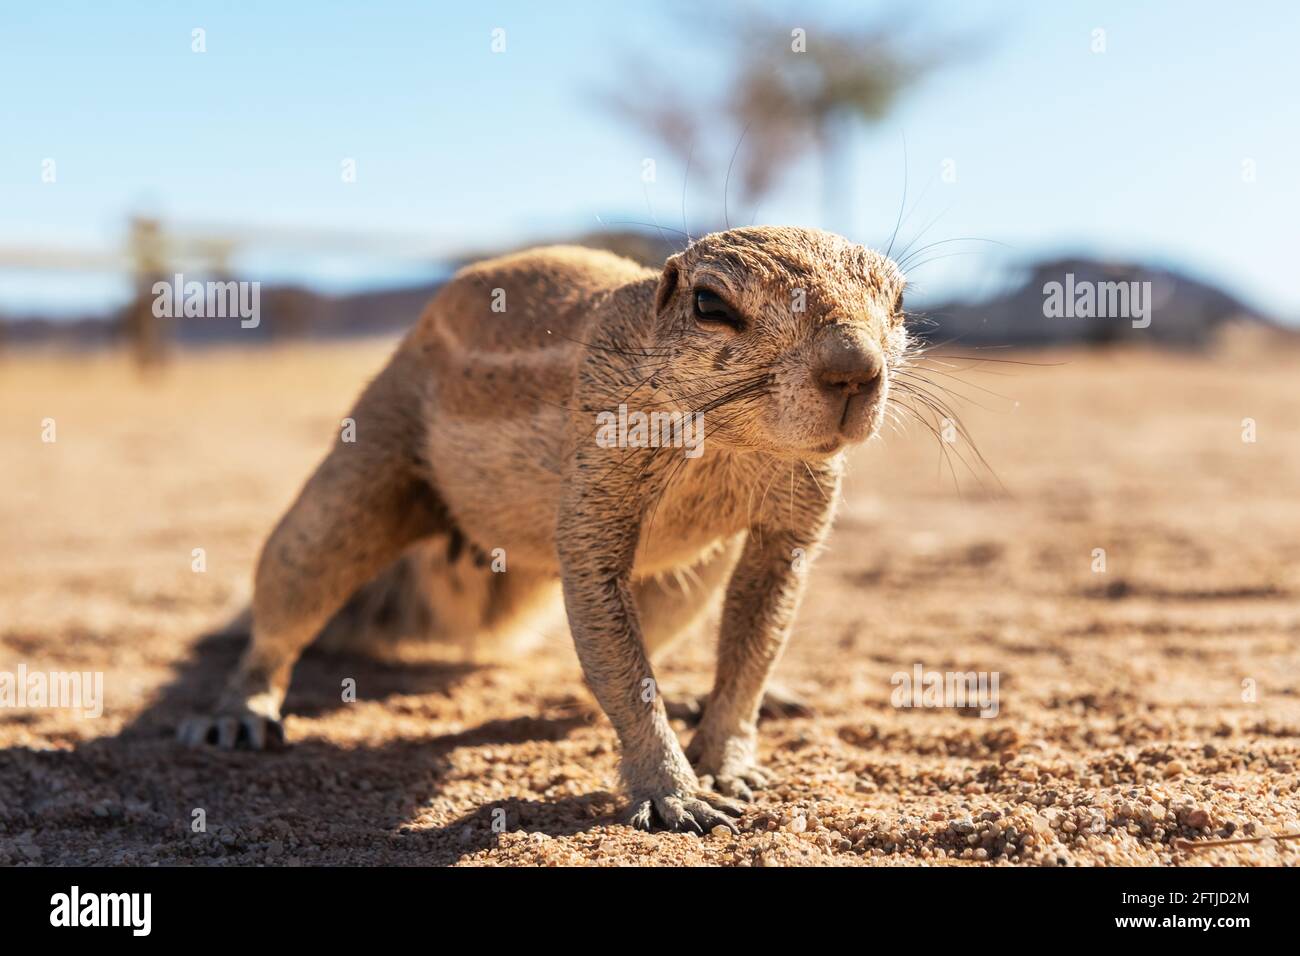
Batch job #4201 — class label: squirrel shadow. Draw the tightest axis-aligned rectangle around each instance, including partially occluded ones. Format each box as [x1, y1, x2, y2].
[0, 625, 605, 865]
[118, 628, 484, 737]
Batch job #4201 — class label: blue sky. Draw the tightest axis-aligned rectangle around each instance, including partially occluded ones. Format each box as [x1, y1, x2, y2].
[2, 1, 1297, 319]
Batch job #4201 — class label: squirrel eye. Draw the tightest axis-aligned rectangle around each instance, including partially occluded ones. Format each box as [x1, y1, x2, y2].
[693, 289, 743, 330]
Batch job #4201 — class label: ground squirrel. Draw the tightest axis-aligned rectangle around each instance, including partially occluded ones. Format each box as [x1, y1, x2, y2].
[180, 225, 908, 834]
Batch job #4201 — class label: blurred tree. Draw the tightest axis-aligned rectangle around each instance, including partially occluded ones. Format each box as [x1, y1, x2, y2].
[598, 6, 941, 237]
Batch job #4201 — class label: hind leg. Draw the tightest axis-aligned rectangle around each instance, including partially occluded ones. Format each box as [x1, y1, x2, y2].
[312, 545, 440, 656]
[179, 354, 448, 749]
[315, 537, 562, 663]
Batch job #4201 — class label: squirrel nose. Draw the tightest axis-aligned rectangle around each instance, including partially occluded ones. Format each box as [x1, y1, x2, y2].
[814, 330, 883, 397]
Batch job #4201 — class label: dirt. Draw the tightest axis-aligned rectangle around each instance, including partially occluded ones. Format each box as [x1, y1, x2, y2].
[2, 336, 1298, 866]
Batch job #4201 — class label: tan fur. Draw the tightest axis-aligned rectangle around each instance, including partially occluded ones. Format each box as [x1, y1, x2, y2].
[179, 226, 907, 832]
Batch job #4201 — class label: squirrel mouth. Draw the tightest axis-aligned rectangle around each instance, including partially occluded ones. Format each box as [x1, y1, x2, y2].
[837, 390, 879, 441]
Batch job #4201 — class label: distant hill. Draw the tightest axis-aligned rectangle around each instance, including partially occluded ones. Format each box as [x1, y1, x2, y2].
[2, 242, 1289, 352]
[916, 257, 1284, 348]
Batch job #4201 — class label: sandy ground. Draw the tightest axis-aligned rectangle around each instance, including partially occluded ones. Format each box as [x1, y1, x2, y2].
[2, 336, 1298, 867]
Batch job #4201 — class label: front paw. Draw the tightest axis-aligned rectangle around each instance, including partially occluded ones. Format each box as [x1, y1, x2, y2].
[626, 787, 744, 834]
[696, 764, 771, 803]
[686, 734, 772, 802]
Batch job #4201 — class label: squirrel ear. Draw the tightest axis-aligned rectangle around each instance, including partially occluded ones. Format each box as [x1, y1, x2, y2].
[654, 257, 681, 315]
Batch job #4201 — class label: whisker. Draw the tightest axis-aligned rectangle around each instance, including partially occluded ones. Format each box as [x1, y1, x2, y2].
[593, 215, 692, 243]
[890, 384, 1004, 494]
[801, 460, 829, 504]
[884, 132, 908, 260]
[897, 248, 988, 275]
[545, 328, 671, 359]
[890, 397, 965, 495]
[895, 236, 1009, 272]
[681, 138, 696, 243]
[642, 181, 676, 251]
[895, 371, 1011, 415]
[896, 366, 1020, 404]
[722, 122, 751, 231]
[892, 203, 953, 266]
